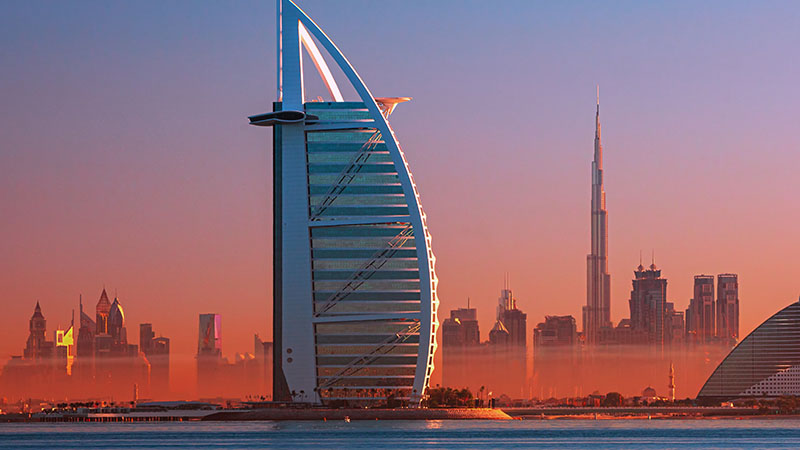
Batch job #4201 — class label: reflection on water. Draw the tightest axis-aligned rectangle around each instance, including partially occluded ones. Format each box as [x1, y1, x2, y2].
[424, 419, 444, 429]
[2, 419, 800, 449]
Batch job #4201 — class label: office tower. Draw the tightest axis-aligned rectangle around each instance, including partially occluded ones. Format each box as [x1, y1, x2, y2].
[254, 334, 274, 398]
[108, 298, 126, 346]
[629, 262, 668, 346]
[498, 285, 527, 348]
[250, 0, 438, 406]
[533, 315, 578, 397]
[486, 316, 522, 398]
[442, 305, 480, 347]
[72, 295, 97, 388]
[140, 323, 170, 398]
[24, 302, 53, 360]
[198, 313, 222, 356]
[490, 285, 528, 396]
[584, 89, 612, 345]
[1, 303, 55, 400]
[488, 320, 510, 345]
[441, 304, 480, 388]
[686, 275, 715, 343]
[148, 336, 170, 399]
[76, 295, 95, 358]
[95, 288, 111, 335]
[664, 302, 685, 346]
[197, 313, 222, 398]
[716, 274, 739, 345]
[54, 321, 75, 375]
[139, 323, 155, 355]
[534, 315, 578, 348]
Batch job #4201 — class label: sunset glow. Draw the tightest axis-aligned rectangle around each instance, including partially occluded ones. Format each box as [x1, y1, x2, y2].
[2, 0, 800, 405]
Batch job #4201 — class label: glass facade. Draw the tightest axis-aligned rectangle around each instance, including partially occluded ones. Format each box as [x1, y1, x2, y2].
[697, 300, 800, 400]
[306, 102, 427, 404]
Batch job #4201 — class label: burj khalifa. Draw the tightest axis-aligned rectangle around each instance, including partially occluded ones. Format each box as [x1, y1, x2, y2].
[583, 88, 612, 345]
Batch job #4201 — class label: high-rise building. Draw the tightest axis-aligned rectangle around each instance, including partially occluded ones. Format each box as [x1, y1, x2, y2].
[488, 320, 510, 345]
[107, 298, 126, 346]
[198, 314, 222, 356]
[254, 334, 274, 398]
[24, 302, 53, 360]
[664, 302, 685, 346]
[148, 336, 170, 399]
[197, 313, 222, 398]
[251, 0, 438, 406]
[629, 263, 668, 347]
[533, 315, 578, 398]
[24, 302, 53, 359]
[488, 285, 528, 396]
[534, 315, 578, 348]
[73, 294, 97, 387]
[442, 306, 480, 347]
[686, 275, 715, 343]
[76, 295, 95, 359]
[139, 323, 154, 355]
[441, 304, 480, 389]
[1, 302, 57, 399]
[95, 289, 111, 335]
[716, 274, 739, 345]
[54, 321, 75, 375]
[584, 89, 612, 345]
[498, 286, 527, 348]
[140, 323, 170, 399]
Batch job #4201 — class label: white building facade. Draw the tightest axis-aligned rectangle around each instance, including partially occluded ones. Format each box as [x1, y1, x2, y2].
[251, 0, 438, 406]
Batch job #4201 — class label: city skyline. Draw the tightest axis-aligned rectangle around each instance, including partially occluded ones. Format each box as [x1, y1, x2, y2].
[3, 0, 800, 394]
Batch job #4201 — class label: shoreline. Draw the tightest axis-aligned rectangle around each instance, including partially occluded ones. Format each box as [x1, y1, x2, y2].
[4, 407, 800, 422]
[203, 408, 512, 421]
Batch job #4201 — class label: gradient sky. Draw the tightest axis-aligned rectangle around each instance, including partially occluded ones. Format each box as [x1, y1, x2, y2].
[2, 0, 800, 394]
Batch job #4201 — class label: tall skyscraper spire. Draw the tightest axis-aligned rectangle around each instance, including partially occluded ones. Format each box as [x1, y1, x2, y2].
[583, 87, 612, 345]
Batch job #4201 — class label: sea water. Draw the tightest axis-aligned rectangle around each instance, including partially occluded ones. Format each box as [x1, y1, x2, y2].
[2, 419, 800, 449]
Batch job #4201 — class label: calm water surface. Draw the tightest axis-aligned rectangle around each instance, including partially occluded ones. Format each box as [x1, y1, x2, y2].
[2, 419, 800, 449]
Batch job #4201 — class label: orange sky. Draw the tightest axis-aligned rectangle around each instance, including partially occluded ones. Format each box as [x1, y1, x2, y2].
[2, 1, 800, 397]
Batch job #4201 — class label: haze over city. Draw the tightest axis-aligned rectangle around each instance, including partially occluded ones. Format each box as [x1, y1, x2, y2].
[2, 0, 800, 400]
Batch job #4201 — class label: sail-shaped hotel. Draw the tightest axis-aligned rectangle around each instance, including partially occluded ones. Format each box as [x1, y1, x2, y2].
[250, 0, 438, 406]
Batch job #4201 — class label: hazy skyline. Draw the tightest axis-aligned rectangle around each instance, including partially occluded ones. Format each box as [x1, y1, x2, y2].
[2, 0, 800, 395]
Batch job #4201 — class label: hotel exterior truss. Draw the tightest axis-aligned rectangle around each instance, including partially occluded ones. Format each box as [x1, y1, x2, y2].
[250, 0, 439, 406]
[697, 299, 800, 401]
